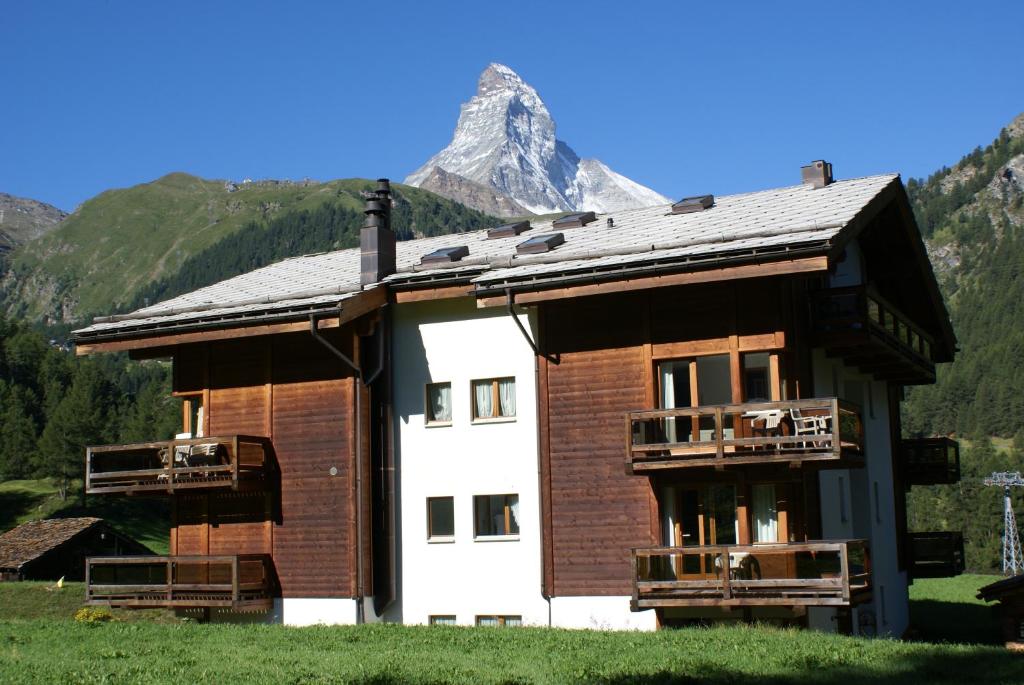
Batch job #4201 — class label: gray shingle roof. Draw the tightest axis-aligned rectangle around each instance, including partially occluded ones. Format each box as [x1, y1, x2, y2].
[73, 174, 899, 339]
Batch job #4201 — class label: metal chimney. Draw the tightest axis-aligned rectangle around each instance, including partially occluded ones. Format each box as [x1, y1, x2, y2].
[360, 178, 396, 286]
[801, 160, 833, 189]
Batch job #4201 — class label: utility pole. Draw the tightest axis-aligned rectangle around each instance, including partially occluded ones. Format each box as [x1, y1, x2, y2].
[984, 472, 1024, 576]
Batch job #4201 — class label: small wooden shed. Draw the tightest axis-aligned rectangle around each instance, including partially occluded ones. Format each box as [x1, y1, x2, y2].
[0, 517, 151, 582]
[978, 575, 1024, 649]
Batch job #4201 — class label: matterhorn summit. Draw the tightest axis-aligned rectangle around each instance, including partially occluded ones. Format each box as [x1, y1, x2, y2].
[405, 63, 669, 215]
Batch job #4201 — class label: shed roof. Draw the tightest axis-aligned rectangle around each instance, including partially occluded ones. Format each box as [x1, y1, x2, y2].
[0, 517, 103, 571]
[73, 174, 904, 341]
[978, 575, 1024, 603]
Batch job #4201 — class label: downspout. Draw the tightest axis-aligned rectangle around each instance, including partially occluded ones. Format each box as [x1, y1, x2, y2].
[309, 310, 365, 622]
[507, 290, 553, 625]
[506, 290, 558, 366]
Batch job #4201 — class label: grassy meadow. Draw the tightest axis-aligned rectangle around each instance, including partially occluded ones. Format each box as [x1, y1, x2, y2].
[0, 575, 1021, 684]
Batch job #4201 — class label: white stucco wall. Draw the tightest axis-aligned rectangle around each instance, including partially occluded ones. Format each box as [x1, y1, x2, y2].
[812, 351, 909, 637]
[266, 598, 359, 626]
[389, 298, 549, 626]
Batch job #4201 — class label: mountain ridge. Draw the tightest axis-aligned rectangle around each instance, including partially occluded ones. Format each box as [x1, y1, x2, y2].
[406, 63, 669, 214]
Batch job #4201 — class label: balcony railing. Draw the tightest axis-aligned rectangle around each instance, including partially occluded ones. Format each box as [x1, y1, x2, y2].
[85, 555, 274, 610]
[901, 437, 960, 485]
[86, 435, 272, 495]
[909, 532, 965, 579]
[627, 398, 863, 471]
[631, 540, 871, 609]
[812, 286, 936, 383]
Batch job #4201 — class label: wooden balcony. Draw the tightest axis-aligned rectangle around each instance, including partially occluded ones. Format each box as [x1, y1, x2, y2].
[909, 532, 965, 579]
[85, 555, 274, 610]
[901, 437, 960, 485]
[627, 398, 864, 472]
[86, 436, 272, 495]
[631, 540, 872, 609]
[812, 286, 936, 384]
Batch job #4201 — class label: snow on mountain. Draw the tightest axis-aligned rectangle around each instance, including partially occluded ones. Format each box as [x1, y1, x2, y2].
[406, 63, 669, 214]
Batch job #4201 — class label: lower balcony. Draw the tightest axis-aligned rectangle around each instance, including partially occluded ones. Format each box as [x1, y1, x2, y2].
[86, 435, 273, 495]
[85, 555, 274, 610]
[901, 437, 960, 485]
[910, 532, 965, 578]
[627, 398, 864, 472]
[631, 540, 872, 609]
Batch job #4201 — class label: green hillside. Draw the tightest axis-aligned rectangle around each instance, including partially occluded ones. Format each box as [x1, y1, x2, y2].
[903, 113, 1024, 440]
[0, 174, 497, 327]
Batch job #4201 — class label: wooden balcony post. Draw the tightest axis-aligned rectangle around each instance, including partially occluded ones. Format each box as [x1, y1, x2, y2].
[840, 542, 850, 603]
[85, 558, 92, 603]
[721, 547, 731, 600]
[831, 398, 841, 459]
[715, 407, 724, 461]
[166, 557, 173, 604]
[631, 551, 639, 606]
[232, 436, 240, 491]
[232, 556, 240, 604]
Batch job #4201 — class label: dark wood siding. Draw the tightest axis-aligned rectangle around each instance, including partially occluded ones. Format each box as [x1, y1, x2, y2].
[539, 279, 798, 596]
[543, 293, 658, 596]
[170, 329, 359, 599]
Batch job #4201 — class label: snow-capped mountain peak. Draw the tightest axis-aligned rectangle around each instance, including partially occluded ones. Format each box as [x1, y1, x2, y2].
[406, 63, 668, 215]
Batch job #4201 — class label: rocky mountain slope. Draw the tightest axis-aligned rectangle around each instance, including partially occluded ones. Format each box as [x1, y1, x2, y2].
[0, 194, 66, 252]
[417, 166, 529, 217]
[0, 174, 496, 327]
[902, 112, 1024, 439]
[406, 63, 669, 214]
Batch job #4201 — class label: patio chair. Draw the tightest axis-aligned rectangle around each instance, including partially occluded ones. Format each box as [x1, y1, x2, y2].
[790, 408, 830, 449]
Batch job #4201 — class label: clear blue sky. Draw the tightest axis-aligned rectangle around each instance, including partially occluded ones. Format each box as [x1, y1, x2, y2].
[2, 1, 1022, 211]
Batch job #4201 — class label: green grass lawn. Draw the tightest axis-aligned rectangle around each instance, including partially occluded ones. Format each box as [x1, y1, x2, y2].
[909, 574, 1003, 645]
[0, 479, 169, 554]
[0, 577, 1021, 684]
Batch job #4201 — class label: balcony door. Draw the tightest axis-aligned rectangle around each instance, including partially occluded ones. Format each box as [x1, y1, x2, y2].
[658, 354, 733, 444]
[665, 485, 738, 577]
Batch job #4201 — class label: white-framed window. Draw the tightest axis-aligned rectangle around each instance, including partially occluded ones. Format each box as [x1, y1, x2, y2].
[476, 615, 522, 627]
[427, 496, 455, 541]
[471, 377, 516, 421]
[474, 494, 520, 538]
[425, 382, 452, 425]
[429, 615, 456, 626]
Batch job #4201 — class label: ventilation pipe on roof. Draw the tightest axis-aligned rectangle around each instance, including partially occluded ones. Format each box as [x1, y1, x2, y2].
[801, 160, 833, 189]
[360, 179, 396, 286]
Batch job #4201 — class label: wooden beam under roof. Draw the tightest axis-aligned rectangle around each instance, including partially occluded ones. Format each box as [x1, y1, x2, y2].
[474, 256, 830, 308]
[76, 287, 387, 356]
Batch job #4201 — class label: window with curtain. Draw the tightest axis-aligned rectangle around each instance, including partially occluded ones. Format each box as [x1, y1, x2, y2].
[471, 377, 515, 420]
[425, 382, 452, 424]
[475, 615, 522, 627]
[474, 494, 520, 537]
[429, 615, 456, 626]
[427, 496, 455, 539]
[751, 484, 778, 543]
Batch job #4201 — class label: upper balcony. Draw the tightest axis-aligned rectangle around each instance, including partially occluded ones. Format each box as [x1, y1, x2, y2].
[85, 554, 274, 610]
[627, 398, 864, 472]
[812, 286, 936, 385]
[900, 437, 960, 485]
[909, 532, 965, 579]
[631, 540, 872, 609]
[86, 436, 273, 495]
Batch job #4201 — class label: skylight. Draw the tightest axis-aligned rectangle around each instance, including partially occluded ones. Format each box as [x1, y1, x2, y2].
[516, 233, 565, 255]
[552, 212, 596, 229]
[671, 195, 714, 214]
[420, 245, 470, 265]
[487, 221, 532, 239]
